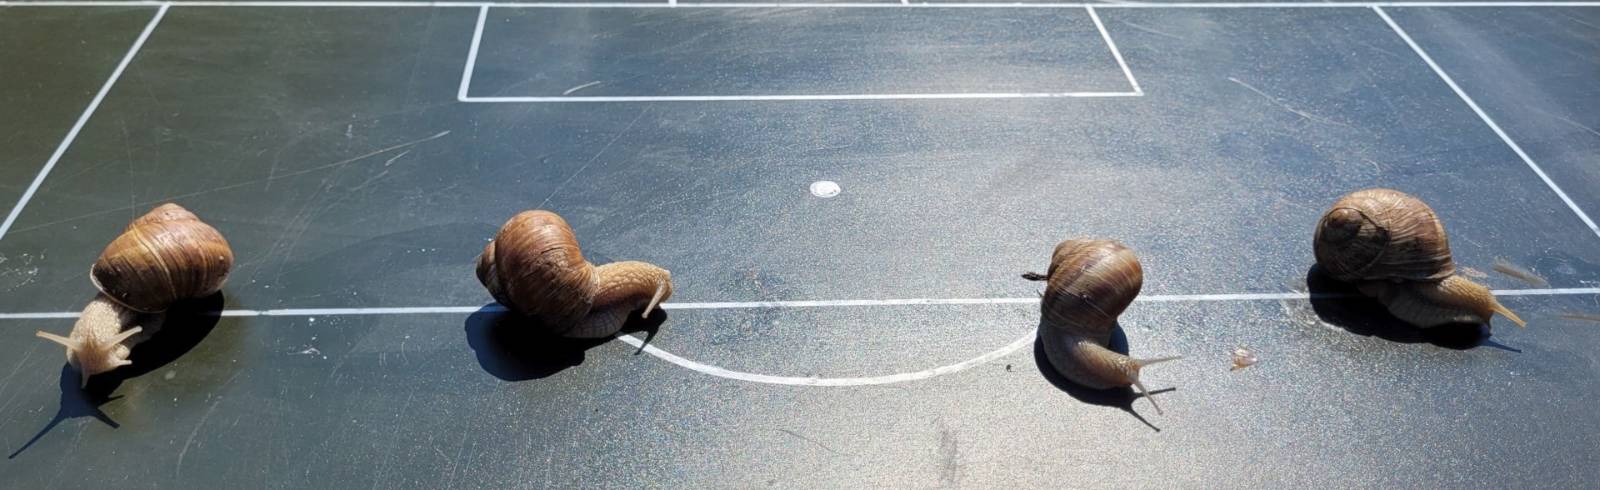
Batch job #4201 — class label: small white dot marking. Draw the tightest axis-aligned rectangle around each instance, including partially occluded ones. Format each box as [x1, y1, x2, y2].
[810, 180, 841, 198]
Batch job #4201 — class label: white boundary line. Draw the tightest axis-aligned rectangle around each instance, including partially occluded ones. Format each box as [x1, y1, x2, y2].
[456, 4, 487, 101]
[6, 287, 1596, 387]
[0, 5, 169, 242]
[460, 92, 1145, 102]
[4, 2, 1600, 9]
[1375, 6, 1600, 240]
[455, 4, 1145, 102]
[2, 287, 1596, 320]
[1086, 5, 1143, 95]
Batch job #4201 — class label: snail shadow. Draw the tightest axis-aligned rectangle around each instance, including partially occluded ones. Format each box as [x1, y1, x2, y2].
[9, 293, 224, 459]
[1031, 324, 1174, 433]
[463, 305, 666, 382]
[1304, 266, 1510, 351]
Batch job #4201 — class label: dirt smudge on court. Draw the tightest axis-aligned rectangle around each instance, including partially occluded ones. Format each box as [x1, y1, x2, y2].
[937, 420, 962, 488]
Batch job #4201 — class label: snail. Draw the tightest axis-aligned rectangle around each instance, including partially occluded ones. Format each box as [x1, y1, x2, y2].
[1026, 239, 1181, 414]
[1314, 188, 1524, 328]
[35, 203, 234, 387]
[476, 210, 672, 338]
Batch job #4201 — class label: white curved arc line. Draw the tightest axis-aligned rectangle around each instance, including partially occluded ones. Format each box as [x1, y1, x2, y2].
[613, 328, 1037, 386]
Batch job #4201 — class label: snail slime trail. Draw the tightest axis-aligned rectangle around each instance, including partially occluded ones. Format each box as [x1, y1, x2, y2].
[1314, 189, 1524, 329]
[1033, 239, 1182, 415]
[476, 210, 674, 338]
[35, 204, 234, 386]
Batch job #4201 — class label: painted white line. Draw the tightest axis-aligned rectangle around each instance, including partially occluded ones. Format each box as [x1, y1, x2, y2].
[1088, 1, 1600, 7]
[1375, 7, 1600, 240]
[259, 306, 495, 316]
[671, 293, 1318, 308]
[0, 5, 168, 242]
[665, 297, 1043, 309]
[614, 328, 1036, 386]
[460, 92, 1144, 102]
[0, 312, 81, 320]
[1, 288, 1595, 320]
[0, 306, 500, 319]
[455, 5, 1143, 103]
[0, 1, 469, 6]
[4, 2, 1600, 9]
[1142, 292, 1312, 301]
[1486, 287, 1600, 296]
[456, 5, 488, 101]
[4, 287, 1594, 387]
[1086, 5, 1143, 95]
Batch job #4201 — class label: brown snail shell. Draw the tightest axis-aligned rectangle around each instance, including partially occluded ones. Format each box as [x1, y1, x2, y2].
[476, 210, 673, 338]
[1314, 189, 1523, 328]
[91, 203, 234, 313]
[1027, 239, 1181, 415]
[1314, 188, 1454, 283]
[37, 203, 232, 386]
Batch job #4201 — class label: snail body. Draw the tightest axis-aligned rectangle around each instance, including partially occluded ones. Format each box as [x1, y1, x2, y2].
[36, 203, 233, 386]
[476, 210, 672, 338]
[1028, 239, 1181, 414]
[1314, 189, 1523, 328]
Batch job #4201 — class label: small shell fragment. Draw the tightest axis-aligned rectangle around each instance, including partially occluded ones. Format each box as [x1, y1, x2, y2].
[1230, 347, 1259, 372]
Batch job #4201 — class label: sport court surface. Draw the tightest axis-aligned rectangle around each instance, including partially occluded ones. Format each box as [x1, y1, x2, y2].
[2, 1, 1599, 487]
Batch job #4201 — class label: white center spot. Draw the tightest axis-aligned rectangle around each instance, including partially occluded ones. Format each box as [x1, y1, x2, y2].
[810, 180, 841, 198]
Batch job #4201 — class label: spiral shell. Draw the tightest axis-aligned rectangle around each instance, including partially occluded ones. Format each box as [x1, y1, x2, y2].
[476, 210, 598, 325]
[1313, 188, 1454, 283]
[90, 203, 234, 312]
[476, 210, 674, 339]
[1040, 239, 1144, 340]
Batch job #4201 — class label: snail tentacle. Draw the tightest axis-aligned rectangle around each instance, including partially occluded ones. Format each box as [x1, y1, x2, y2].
[644, 280, 669, 319]
[1129, 356, 1183, 415]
